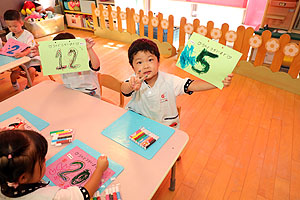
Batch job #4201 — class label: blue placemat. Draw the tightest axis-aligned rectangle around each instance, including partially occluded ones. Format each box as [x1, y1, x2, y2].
[43, 139, 124, 194]
[101, 111, 175, 160]
[0, 106, 49, 131]
[0, 54, 20, 66]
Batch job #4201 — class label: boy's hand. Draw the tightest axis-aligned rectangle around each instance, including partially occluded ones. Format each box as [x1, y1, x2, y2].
[14, 52, 23, 58]
[129, 71, 148, 91]
[85, 38, 95, 49]
[31, 44, 40, 57]
[96, 155, 108, 172]
[222, 73, 233, 87]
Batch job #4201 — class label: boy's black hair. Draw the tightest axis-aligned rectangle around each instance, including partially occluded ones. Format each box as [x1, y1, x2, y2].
[0, 130, 48, 185]
[53, 32, 76, 40]
[4, 10, 22, 21]
[128, 38, 160, 66]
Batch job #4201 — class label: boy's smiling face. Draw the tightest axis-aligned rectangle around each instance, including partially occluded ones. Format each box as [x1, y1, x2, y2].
[132, 50, 159, 84]
[5, 20, 23, 35]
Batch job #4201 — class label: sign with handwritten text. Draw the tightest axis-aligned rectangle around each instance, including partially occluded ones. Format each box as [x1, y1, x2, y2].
[38, 39, 89, 75]
[45, 146, 115, 189]
[176, 33, 242, 89]
[0, 114, 39, 132]
[0, 38, 29, 56]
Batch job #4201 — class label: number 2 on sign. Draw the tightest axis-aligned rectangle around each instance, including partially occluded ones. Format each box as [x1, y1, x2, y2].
[6, 45, 20, 55]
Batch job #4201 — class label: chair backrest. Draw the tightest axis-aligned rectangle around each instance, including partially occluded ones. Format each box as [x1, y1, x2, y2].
[98, 73, 124, 107]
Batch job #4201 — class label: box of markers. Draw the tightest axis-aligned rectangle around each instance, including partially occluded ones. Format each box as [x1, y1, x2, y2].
[129, 127, 159, 150]
[50, 129, 74, 146]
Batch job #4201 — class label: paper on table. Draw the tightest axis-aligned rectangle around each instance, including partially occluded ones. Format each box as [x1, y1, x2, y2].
[176, 33, 242, 89]
[0, 38, 29, 56]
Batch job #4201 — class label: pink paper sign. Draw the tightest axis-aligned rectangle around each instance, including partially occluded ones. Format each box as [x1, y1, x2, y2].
[0, 38, 29, 56]
[45, 146, 115, 188]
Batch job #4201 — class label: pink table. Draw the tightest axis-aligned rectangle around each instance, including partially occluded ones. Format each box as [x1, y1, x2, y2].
[0, 80, 189, 199]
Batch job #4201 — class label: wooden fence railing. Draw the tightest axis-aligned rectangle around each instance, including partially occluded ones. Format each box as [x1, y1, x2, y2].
[91, 4, 300, 94]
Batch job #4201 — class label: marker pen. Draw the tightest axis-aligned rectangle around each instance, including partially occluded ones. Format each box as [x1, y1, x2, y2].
[146, 138, 156, 149]
[51, 137, 73, 143]
[130, 129, 142, 138]
[141, 136, 153, 148]
[116, 184, 121, 200]
[134, 132, 145, 141]
[138, 135, 149, 144]
[56, 131, 73, 136]
[105, 189, 110, 200]
[132, 131, 144, 140]
[55, 138, 73, 145]
[57, 134, 73, 140]
[50, 129, 72, 135]
[112, 187, 117, 200]
[109, 188, 113, 200]
[136, 133, 147, 142]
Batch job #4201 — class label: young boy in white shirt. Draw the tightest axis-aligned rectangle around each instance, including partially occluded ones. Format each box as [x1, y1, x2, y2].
[121, 38, 233, 128]
[4, 10, 41, 90]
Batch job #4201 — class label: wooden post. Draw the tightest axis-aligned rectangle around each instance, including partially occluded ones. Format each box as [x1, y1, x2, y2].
[139, 9, 145, 37]
[219, 23, 229, 45]
[148, 11, 154, 39]
[157, 13, 163, 42]
[254, 30, 272, 66]
[99, 4, 105, 29]
[288, 45, 300, 78]
[233, 25, 245, 51]
[108, 5, 114, 31]
[167, 15, 174, 46]
[206, 21, 214, 39]
[270, 34, 290, 72]
[131, 8, 136, 34]
[117, 6, 122, 32]
[126, 8, 131, 34]
[193, 19, 200, 34]
[91, 3, 99, 29]
[240, 27, 254, 61]
[178, 17, 187, 54]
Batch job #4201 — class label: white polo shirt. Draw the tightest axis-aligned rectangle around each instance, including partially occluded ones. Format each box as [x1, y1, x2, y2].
[6, 30, 40, 67]
[61, 62, 101, 98]
[125, 71, 193, 128]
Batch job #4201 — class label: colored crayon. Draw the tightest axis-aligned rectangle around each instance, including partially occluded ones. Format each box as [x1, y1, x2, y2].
[116, 184, 121, 200]
[146, 138, 156, 149]
[129, 129, 141, 138]
[138, 135, 149, 143]
[105, 189, 110, 200]
[136, 133, 147, 142]
[134, 132, 145, 141]
[50, 129, 72, 135]
[112, 187, 117, 200]
[132, 131, 144, 140]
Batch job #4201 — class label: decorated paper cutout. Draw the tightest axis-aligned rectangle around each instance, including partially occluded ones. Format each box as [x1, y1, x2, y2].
[0, 38, 29, 56]
[0, 114, 39, 132]
[44, 140, 124, 194]
[45, 146, 115, 189]
[38, 39, 89, 75]
[176, 33, 242, 89]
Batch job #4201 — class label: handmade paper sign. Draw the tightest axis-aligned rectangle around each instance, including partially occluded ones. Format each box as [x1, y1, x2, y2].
[0, 114, 39, 132]
[38, 39, 89, 75]
[176, 33, 242, 89]
[44, 140, 124, 194]
[0, 38, 29, 56]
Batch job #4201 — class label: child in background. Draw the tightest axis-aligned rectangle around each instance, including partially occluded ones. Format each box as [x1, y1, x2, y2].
[0, 129, 108, 199]
[121, 38, 233, 128]
[32, 32, 101, 98]
[4, 10, 41, 90]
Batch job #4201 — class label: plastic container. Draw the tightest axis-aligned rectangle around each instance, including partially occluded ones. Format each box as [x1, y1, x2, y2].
[65, 13, 84, 28]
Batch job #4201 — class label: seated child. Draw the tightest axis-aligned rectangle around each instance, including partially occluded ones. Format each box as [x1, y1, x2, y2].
[4, 10, 41, 90]
[121, 38, 233, 128]
[32, 32, 101, 98]
[0, 129, 108, 199]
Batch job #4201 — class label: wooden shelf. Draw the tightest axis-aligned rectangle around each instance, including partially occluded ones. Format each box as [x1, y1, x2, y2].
[64, 10, 92, 15]
[97, 0, 115, 5]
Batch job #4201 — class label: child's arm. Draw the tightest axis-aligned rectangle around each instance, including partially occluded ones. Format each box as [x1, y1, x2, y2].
[83, 155, 108, 197]
[86, 38, 100, 70]
[14, 48, 31, 58]
[187, 73, 233, 92]
[121, 73, 147, 94]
